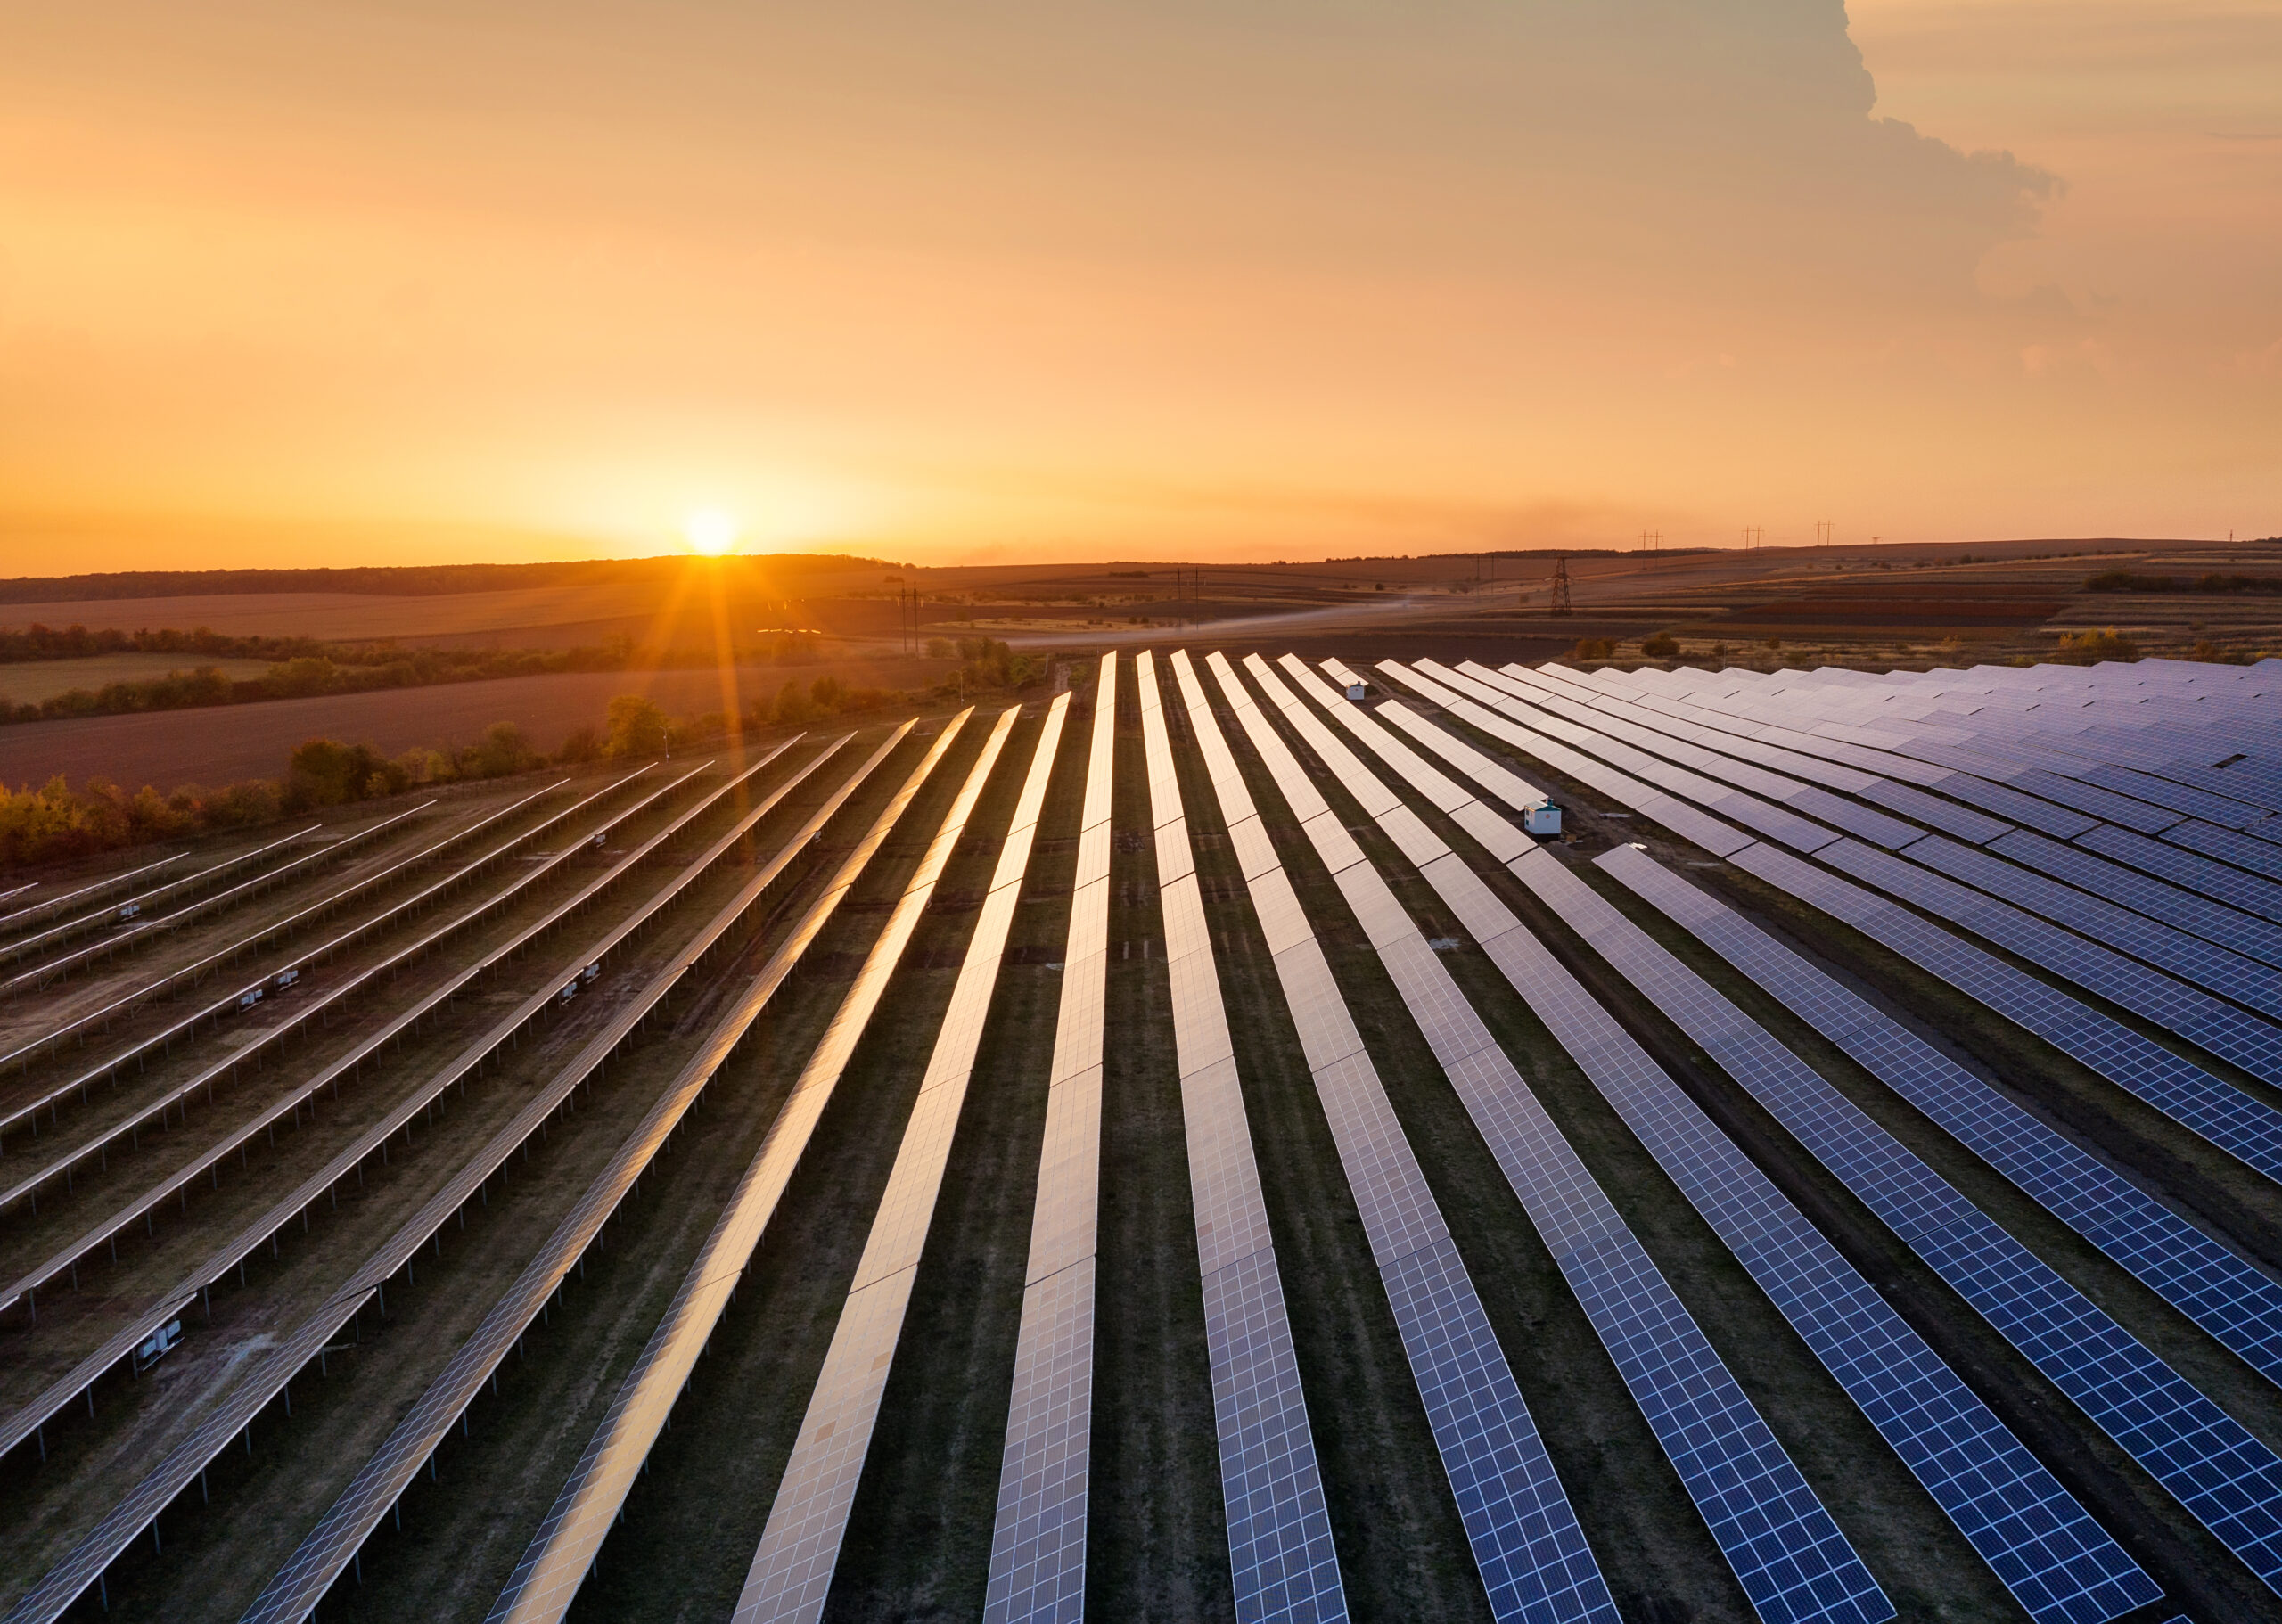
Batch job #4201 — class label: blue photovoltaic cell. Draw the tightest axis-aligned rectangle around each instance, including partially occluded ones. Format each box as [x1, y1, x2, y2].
[1137, 652, 1348, 1624]
[2009, 767, 2184, 834]
[1534, 848, 2274, 1602]
[1895, 770, 2099, 840]
[1477, 862, 2156, 1624]
[1815, 838, 2282, 1087]
[1598, 846, 2282, 1393]
[2168, 819, 2282, 882]
[2078, 823, 2282, 926]
[2077, 763, 2274, 829]
[1854, 778, 2014, 844]
[1260, 656, 1892, 1624]
[1194, 652, 1619, 1624]
[1990, 829, 2282, 970]
[1899, 833, 2282, 1020]
[1726, 841, 2282, 1188]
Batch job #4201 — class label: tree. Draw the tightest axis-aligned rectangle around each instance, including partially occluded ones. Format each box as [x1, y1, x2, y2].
[1639, 633, 1679, 659]
[604, 694, 671, 758]
[773, 680, 815, 726]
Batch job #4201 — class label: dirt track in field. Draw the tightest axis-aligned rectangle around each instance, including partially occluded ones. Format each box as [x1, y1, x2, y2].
[0, 660, 947, 793]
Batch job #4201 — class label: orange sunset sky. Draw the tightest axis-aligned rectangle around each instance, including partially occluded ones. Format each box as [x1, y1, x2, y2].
[1, 0, 2277, 571]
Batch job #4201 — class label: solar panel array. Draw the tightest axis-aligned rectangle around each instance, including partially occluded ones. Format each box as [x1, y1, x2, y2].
[0, 736, 874, 1474]
[1736, 841, 2282, 1179]
[1901, 832, 2282, 1016]
[1423, 661, 2282, 1064]
[733, 703, 1045, 1624]
[2078, 822, 2282, 924]
[1597, 846, 2282, 1396]
[25, 732, 913, 1624]
[242, 725, 969, 1624]
[982, 655, 1116, 1624]
[1517, 850, 2269, 1604]
[1987, 827, 2282, 969]
[1816, 839, 2282, 1084]
[1368, 658, 2282, 1161]
[0, 761, 710, 1315]
[1260, 657, 1893, 1624]
[480, 719, 977, 1624]
[1195, 651, 1619, 1624]
[1137, 651, 1349, 1624]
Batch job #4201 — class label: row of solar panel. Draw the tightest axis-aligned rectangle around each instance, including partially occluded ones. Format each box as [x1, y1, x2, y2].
[0, 765, 705, 1308]
[0, 742, 835, 1473]
[1252, 657, 1909, 1624]
[1391, 659, 2282, 1111]
[13, 732, 902, 1624]
[734, 706, 1044, 1624]
[1344, 661, 2282, 1602]
[985, 654, 1119, 1624]
[1197, 651, 1621, 1624]
[1136, 651, 1349, 1624]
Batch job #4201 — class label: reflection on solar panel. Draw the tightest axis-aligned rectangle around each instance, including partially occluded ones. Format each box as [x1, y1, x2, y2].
[1531, 849, 2274, 1603]
[474, 718, 981, 1624]
[1256, 655, 1892, 1624]
[65, 734, 911, 1624]
[1900, 833, 2282, 1017]
[1726, 842, 2282, 1187]
[734, 704, 1048, 1624]
[1991, 829, 2282, 969]
[1816, 839, 2282, 1086]
[981, 655, 1116, 1624]
[242, 727, 957, 1624]
[2, 738, 859, 1480]
[1598, 846, 2282, 1391]
[1138, 651, 1349, 1624]
[1195, 652, 1618, 1624]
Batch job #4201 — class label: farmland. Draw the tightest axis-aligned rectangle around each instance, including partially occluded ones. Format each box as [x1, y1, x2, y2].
[0, 627, 2275, 1624]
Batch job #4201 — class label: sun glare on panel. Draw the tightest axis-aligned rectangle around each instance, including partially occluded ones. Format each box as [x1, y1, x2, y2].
[682, 507, 740, 556]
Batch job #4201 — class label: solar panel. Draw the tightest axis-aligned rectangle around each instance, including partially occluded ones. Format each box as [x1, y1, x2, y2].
[1135, 652, 1348, 1624]
[2168, 818, 2282, 882]
[255, 721, 984, 1624]
[1367, 668, 1754, 857]
[732, 706, 1050, 1624]
[227, 724, 951, 1624]
[1243, 655, 1892, 1624]
[1727, 841, 2282, 1187]
[1907, 833, 2282, 1013]
[2078, 822, 2282, 924]
[1528, 849, 2275, 1606]
[1990, 830, 2282, 972]
[1818, 838, 2282, 1086]
[1188, 652, 1616, 1624]
[1598, 845, 2282, 1393]
[2077, 762, 2275, 828]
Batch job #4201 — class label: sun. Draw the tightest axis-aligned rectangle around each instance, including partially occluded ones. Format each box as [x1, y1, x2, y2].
[682, 507, 740, 556]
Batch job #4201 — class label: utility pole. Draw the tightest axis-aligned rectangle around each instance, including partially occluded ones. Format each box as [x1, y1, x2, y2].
[1816, 521, 1834, 547]
[1550, 557, 1572, 618]
[897, 586, 922, 656]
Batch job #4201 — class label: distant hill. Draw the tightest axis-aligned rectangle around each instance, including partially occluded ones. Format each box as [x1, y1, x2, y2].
[0, 554, 903, 604]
